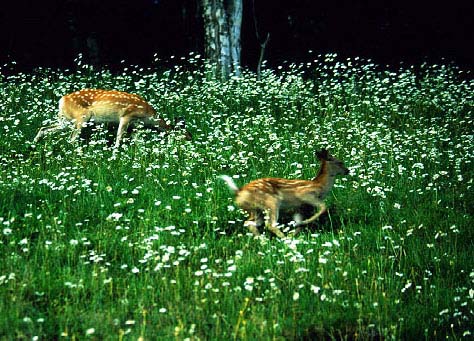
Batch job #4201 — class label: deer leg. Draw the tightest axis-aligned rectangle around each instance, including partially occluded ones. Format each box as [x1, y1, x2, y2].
[244, 210, 261, 236]
[288, 213, 304, 236]
[116, 116, 132, 148]
[70, 119, 84, 143]
[298, 201, 326, 226]
[255, 211, 264, 227]
[264, 201, 285, 238]
[34, 123, 67, 143]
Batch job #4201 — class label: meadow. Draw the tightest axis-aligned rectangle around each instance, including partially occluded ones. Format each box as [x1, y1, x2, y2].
[0, 53, 473, 339]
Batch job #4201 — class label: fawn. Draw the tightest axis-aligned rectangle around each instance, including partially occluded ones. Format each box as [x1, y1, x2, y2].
[220, 149, 349, 238]
[34, 89, 192, 148]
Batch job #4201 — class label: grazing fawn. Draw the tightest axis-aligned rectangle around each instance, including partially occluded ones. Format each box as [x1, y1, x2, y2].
[220, 149, 349, 238]
[34, 89, 192, 148]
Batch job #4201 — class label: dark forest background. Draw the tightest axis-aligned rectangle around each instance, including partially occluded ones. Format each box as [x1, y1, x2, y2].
[0, 0, 473, 72]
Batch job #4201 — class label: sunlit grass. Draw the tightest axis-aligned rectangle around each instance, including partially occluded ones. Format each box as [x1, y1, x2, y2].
[0, 53, 473, 339]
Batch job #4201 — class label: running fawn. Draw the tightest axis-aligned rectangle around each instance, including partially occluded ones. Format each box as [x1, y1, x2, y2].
[220, 149, 349, 238]
[34, 89, 192, 148]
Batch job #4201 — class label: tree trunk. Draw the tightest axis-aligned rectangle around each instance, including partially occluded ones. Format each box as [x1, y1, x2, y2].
[202, 0, 242, 80]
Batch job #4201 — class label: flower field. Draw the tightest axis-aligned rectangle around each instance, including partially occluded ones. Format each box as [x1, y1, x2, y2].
[0, 54, 473, 339]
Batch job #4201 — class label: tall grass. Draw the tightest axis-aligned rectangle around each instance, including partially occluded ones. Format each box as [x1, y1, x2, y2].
[0, 53, 473, 339]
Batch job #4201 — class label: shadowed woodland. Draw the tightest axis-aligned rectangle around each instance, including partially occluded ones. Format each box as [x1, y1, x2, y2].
[1, 0, 473, 71]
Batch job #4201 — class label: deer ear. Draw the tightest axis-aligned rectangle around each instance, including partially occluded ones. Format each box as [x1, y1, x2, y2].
[316, 149, 329, 160]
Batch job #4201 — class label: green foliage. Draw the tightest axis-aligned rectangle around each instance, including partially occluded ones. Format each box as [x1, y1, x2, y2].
[0, 53, 473, 339]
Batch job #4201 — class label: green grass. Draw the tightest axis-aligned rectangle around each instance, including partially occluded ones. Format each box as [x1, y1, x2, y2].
[0, 53, 473, 339]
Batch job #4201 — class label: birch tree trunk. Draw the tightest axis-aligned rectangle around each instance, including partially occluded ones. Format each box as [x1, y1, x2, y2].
[202, 0, 242, 80]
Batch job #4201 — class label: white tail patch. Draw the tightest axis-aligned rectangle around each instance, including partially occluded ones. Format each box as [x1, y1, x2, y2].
[219, 175, 240, 193]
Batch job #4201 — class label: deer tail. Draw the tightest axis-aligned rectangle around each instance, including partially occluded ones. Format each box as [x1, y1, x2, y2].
[219, 175, 239, 193]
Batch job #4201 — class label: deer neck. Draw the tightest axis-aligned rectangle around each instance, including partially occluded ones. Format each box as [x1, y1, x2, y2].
[312, 161, 337, 198]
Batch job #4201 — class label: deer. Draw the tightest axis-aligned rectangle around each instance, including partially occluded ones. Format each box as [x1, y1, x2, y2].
[220, 149, 349, 238]
[33, 89, 192, 148]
